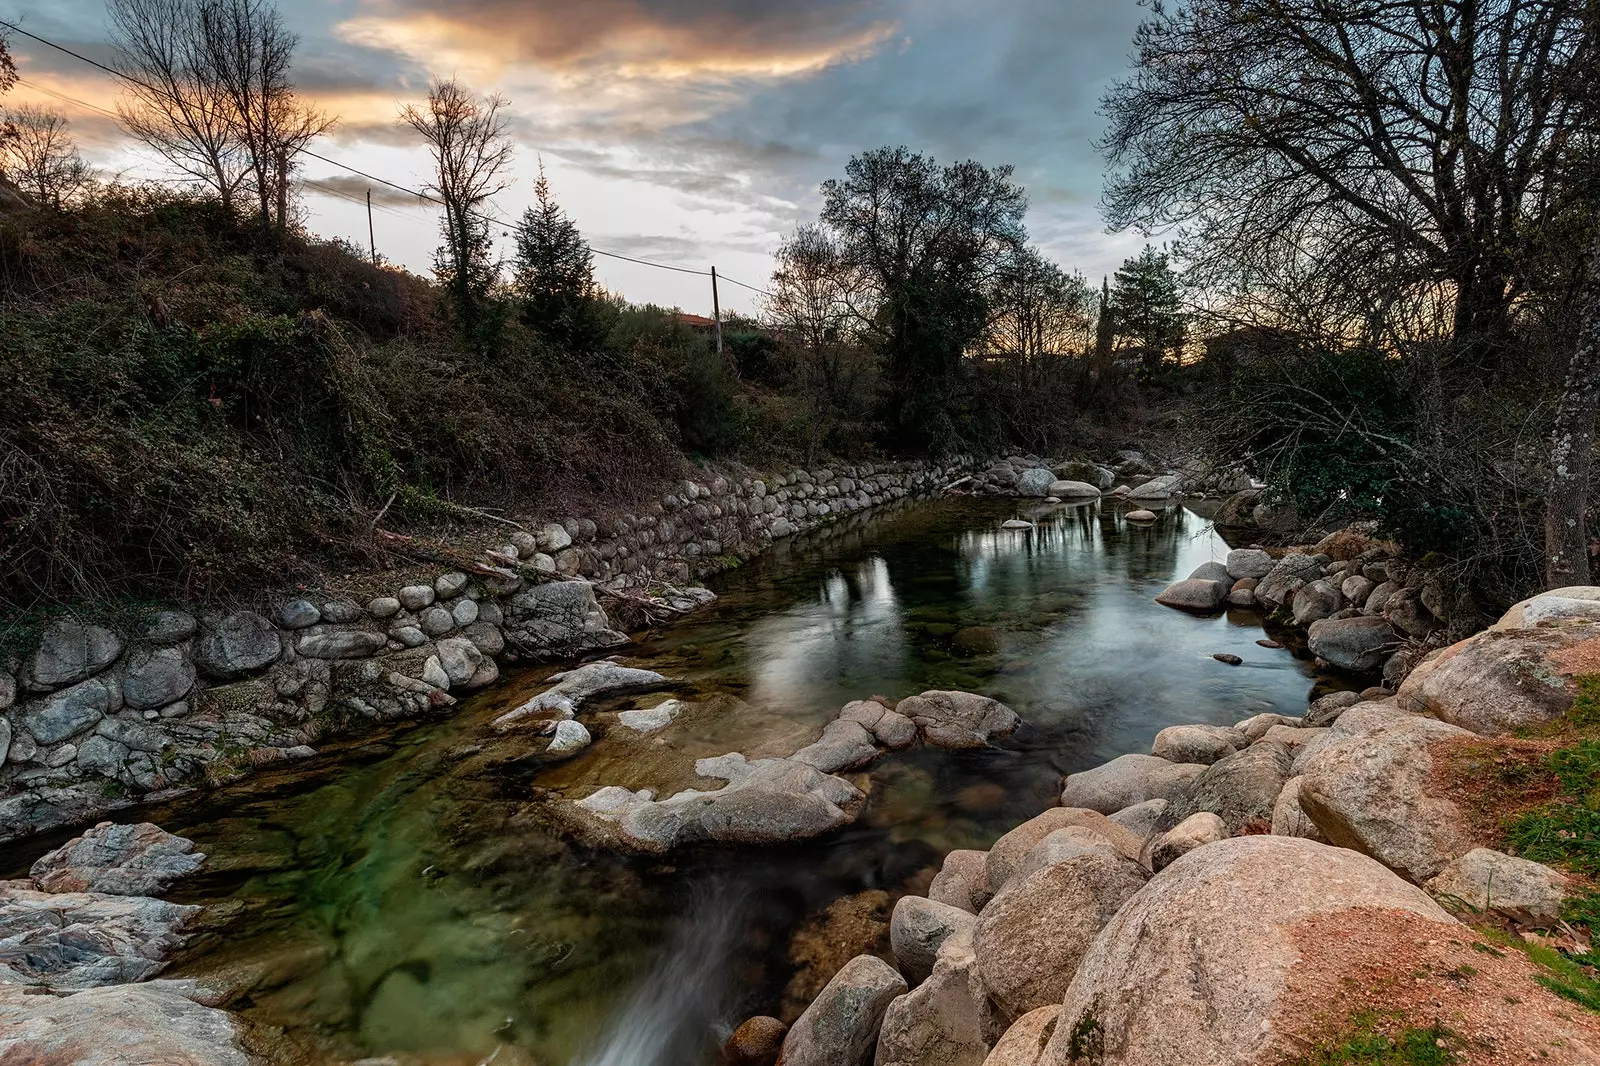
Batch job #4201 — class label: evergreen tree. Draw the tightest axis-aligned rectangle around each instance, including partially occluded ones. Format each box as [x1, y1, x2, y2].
[1109, 245, 1184, 374]
[433, 202, 502, 351]
[513, 161, 602, 349]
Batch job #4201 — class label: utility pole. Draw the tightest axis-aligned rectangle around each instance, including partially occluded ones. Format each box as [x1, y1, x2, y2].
[711, 265, 723, 354]
[367, 188, 377, 265]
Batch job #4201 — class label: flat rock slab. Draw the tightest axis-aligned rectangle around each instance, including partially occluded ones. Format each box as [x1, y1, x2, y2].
[0, 881, 199, 988]
[494, 660, 668, 728]
[0, 980, 249, 1065]
[30, 822, 205, 896]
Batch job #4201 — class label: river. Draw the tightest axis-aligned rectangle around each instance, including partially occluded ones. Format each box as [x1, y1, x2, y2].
[30, 497, 1339, 1065]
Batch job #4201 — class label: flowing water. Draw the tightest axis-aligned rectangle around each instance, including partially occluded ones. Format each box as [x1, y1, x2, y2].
[5, 498, 1343, 1065]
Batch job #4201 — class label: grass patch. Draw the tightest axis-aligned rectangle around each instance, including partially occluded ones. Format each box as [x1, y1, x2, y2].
[1299, 1012, 1456, 1065]
[1478, 928, 1600, 1013]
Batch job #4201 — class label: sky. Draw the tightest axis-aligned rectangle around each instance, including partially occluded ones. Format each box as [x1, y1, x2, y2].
[4, 0, 1151, 317]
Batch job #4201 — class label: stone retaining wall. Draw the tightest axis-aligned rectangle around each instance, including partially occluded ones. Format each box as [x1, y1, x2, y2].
[0, 458, 976, 844]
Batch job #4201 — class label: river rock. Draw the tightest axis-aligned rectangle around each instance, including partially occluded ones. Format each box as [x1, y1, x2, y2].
[617, 700, 683, 733]
[141, 610, 196, 644]
[295, 628, 388, 659]
[398, 584, 435, 611]
[1269, 776, 1326, 842]
[1224, 549, 1273, 581]
[1383, 587, 1435, 636]
[547, 720, 592, 755]
[29, 822, 204, 896]
[1396, 623, 1599, 735]
[277, 599, 321, 629]
[1340, 574, 1376, 607]
[24, 619, 124, 690]
[1126, 473, 1183, 499]
[929, 850, 993, 915]
[983, 1005, 1059, 1066]
[1047, 480, 1100, 499]
[1015, 468, 1055, 497]
[1306, 616, 1399, 672]
[1232, 712, 1299, 740]
[435, 571, 469, 597]
[495, 660, 668, 727]
[1153, 578, 1226, 612]
[1425, 848, 1568, 924]
[897, 691, 1019, 749]
[21, 677, 118, 745]
[195, 612, 280, 679]
[1290, 579, 1343, 626]
[1060, 755, 1205, 814]
[793, 719, 882, 773]
[780, 953, 905, 1066]
[368, 596, 402, 619]
[723, 1016, 787, 1066]
[0, 980, 249, 1065]
[0, 883, 200, 988]
[1303, 690, 1361, 728]
[986, 808, 1143, 890]
[537, 522, 574, 552]
[875, 928, 993, 1066]
[1142, 811, 1228, 872]
[503, 580, 628, 659]
[974, 846, 1148, 1019]
[116, 646, 195, 711]
[575, 752, 863, 851]
[1188, 561, 1234, 586]
[1124, 509, 1157, 522]
[891, 895, 977, 986]
[1041, 837, 1460, 1066]
[1296, 707, 1475, 881]
[1492, 586, 1600, 630]
[1164, 742, 1291, 833]
[1253, 554, 1322, 610]
[1150, 724, 1245, 765]
[1107, 799, 1167, 840]
[840, 701, 918, 749]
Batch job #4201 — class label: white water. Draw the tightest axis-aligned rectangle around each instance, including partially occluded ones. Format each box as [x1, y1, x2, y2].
[577, 881, 747, 1066]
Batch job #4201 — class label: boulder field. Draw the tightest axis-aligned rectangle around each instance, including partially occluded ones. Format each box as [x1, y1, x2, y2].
[750, 595, 1600, 1066]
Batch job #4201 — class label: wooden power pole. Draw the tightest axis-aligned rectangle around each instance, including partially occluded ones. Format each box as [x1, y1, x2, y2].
[367, 189, 377, 265]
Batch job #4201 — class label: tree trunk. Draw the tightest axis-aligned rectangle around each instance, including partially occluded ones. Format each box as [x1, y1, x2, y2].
[1544, 235, 1600, 589]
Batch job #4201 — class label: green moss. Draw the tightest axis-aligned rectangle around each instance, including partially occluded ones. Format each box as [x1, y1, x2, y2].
[1299, 1013, 1456, 1065]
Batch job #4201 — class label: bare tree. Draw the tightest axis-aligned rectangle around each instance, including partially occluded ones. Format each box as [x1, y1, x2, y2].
[767, 224, 859, 402]
[1100, 0, 1595, 362]
[1, 105, 91, 207]
[108, 0, 245, 213]
[197, 0, 332, 233]
[401, 78, 514, 330]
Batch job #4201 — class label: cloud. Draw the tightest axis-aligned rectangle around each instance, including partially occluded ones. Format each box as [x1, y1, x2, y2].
[300, 173, 432, 208]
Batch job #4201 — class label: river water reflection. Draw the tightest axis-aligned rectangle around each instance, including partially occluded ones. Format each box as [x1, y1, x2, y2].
[37, 498, 1335, 1066]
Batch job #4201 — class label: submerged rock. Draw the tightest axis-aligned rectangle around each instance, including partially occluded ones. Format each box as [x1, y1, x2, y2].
[494, 660, 668, 728]
[29, 822, 204, 896]
[1154, 578, 1227, 613]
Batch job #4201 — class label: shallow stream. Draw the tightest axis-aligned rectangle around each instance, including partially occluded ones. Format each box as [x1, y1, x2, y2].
[9, 498, 1342, 1065]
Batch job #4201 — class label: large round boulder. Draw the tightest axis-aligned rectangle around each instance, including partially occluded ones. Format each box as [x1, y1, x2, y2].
[1162, 742, 1291, 833]
[974, 846, 1149, 1020]
[1153, 579, 1227, 613]
[1253, 554, 1323, 610]
[1059, 755, 1204, 815]
[1396, 623, 1600, 735]
[1150, 724, 1245, 765]
[890, 896, 976, 986]
[1492, 587, 1600, 630]
[1306, 616, 1399, 673]
[1040, 837, 1460, 1066]
[779, 954, 906, 1066]
[1295, 704, 1475, 881]
[985, 807, 1144, 890]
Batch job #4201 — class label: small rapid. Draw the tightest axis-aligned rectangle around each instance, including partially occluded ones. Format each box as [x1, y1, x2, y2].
[577, 880, 747, 1066]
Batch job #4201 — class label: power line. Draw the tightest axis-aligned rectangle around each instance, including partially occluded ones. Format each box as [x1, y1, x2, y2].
[2, 18, 776, 300]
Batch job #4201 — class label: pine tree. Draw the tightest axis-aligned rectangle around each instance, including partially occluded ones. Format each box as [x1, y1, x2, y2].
[512, 161, 601, 349]
[1109, 245, 1184, 375]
